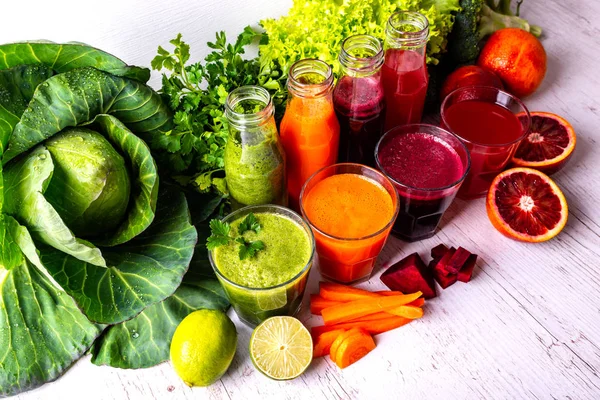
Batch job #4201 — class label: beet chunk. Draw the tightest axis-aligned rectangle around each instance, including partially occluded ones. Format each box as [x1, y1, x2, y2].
[446, 247, 472, 275]
[431, 244, 449, 260]
[431, 247, 456, 277]
[458, 254, 478, 282]
[381, 253, 437, 299]
[429, 248, 458, 289]
[433, 268, 458, 289]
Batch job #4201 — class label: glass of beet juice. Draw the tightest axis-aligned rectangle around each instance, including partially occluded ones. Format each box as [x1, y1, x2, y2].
[441, 86, 531, 199]
[375, 124, 470, 242]
[333, 34, 386, 166]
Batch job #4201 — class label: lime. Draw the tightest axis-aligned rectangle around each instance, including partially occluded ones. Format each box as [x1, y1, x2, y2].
[170, 309, 237, 387]
[249, 316, 313, 380]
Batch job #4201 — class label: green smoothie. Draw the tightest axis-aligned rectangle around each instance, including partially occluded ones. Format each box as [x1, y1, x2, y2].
[210, 207, 314, 326]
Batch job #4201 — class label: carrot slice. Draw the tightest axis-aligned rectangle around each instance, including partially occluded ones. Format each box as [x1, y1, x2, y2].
[334, 329, 376, 369]
[312, 316, 412, 337]
[320, 282, 402, 302]
[321, 292, 422, 325]
[313, 329, 346, 358]
[310, 295, 341, 315]
[329, 328, 362, 363]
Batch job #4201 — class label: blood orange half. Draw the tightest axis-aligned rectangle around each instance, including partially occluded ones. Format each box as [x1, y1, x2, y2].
[486, 168, 568, 243]
[512, 112, 576, 175]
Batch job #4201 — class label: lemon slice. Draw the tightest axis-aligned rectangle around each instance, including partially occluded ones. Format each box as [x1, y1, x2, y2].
[249, 316, 313, 380]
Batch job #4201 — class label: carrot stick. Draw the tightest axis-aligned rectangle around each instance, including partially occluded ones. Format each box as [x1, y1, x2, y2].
[311, 316, 412, 337]
[310, 296, 423, 316]
[375, 290, 402, 296]
[313, 329, 346, 358]
[310, 295, 341, 315]
[348, 305, 423, 322]
[321, 292, 422, 325]
[387, 305, 424, 319]
[319, 282, 403, 302]
[409, 297, 425, 307]
[334, 329, 376, 369]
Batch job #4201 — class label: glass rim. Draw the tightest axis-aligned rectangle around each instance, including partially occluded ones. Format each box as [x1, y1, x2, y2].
[299, 163, 400, 242]
[287, 58, 334, 98]
[440, 85, 532, 148]
[339, 34, 384, 73]
[225, 85, 274, 128]
[374, 124, 472, 193]
[208, 204, 315, 293]
[386, 11, 430, 45]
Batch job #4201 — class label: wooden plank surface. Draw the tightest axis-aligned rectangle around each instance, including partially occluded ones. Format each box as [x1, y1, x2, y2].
[4, 0, 600, 399]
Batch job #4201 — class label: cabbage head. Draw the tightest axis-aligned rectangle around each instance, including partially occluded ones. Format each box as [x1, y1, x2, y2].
[0, 43, 210, 395]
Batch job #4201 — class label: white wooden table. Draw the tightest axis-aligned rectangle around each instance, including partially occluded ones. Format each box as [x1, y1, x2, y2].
[4, 0, 600, 399]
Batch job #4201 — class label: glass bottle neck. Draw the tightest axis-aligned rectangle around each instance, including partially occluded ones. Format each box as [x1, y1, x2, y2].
[225, 85, 275, 131]
[339, 34, 384, 78]
[384, 11, 429, 50]
[287, 59, 334, 99]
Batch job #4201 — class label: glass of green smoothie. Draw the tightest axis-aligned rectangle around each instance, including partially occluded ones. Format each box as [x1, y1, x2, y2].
[209, 205, 315, 326]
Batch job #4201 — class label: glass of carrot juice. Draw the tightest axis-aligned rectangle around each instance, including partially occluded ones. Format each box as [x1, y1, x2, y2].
[300, 163, 399, 284]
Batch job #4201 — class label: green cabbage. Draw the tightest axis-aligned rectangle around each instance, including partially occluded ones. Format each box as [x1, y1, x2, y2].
[259, 0, 460, 74]
[0, 42, 227, 396]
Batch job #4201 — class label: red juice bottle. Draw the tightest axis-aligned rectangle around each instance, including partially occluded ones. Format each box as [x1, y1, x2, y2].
[382, 11, 429, 130]
[333, 35, 386, 167]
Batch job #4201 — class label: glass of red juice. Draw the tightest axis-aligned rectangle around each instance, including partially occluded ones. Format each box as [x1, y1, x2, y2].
[375, 124, 470, 241]
[441, 86, 531, 199]
[382, 11, 429, 130]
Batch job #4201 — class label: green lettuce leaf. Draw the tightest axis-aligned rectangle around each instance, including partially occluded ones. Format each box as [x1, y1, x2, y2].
[38, 187, 197, 324]
[0, 42, 150, 83]
[0, 64, 53, 154]
[259, 0, 460, 72]
[2, 67, 173, 164]
[90, 280, 228, 368]
[89, 115, 159, 247]
[0, 216, 103, 397]
[3, 146, 107, 267]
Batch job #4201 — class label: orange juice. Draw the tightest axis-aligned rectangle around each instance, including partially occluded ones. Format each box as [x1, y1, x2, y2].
[301, 164, 398, 283]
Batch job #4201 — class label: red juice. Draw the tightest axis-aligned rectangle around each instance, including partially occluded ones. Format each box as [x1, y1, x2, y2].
[442, 100, 524, 198]
[334, 75, 386, 166]
[382, 49, 428, 130]
[377, 128, 468, 241]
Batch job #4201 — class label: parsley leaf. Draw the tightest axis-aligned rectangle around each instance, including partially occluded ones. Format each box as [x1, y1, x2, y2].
[236, 238, 265, 260]
[238, 213, 261, 235]
[151, 28, 287, 196]
[206, 219, 231, 250]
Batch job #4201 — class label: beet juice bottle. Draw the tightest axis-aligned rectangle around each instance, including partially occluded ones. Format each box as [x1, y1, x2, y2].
[382, 11, 429, 130]
[333, 35, 386, 166]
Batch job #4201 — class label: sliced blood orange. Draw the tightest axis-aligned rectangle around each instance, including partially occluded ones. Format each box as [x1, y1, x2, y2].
[486, 168, 568, 243]
[512, 112, 576, 175]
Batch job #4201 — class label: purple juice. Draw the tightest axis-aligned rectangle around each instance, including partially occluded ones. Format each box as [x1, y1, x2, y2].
[376, 127, 469, 242]
[333, 75, 386, 166]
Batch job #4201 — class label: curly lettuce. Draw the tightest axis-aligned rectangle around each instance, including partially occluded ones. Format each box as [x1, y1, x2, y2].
[259, 0, 460, 75]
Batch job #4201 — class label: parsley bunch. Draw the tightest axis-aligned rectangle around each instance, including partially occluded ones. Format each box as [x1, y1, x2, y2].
[207, 213, 265, 260]
[151, 27, 286, 194]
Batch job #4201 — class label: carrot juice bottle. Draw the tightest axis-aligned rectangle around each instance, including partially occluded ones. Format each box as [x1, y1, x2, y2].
[280, 59, 340, 211]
